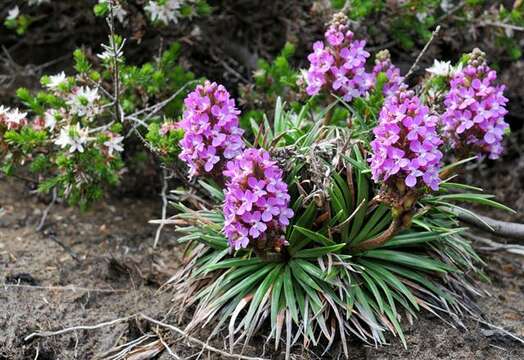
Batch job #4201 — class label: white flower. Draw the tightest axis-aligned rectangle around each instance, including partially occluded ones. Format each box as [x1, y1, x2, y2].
[44, 110, 59, 131]
[5, 109, 27, 129]
[426, 60, 453, 77]
[145, 0, 181, 24]
[97, 37, 126, 62]
[440, 0, 455, 12]
[0, 105, 10, 116]
[46, 72, 67, 90]
[415, 12, 428, 22]
[98, 0, 127, 23]
[27, 0, 50, 5]
[7, 6, 20, 21]
[104, 135, 124, 156]
[54, 123, 89, 153]
[67, 86, 101, 118]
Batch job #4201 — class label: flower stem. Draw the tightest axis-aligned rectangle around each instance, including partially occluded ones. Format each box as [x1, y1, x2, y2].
[350, 217, 401, 253]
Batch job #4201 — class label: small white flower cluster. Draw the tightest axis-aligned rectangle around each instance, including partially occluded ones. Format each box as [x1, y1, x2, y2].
[55, 123, 89, 153]
[98, 0, 128, 24]
[6, 7, 20, 21]
[97, 0, 188, 25]
[66, 86, 101, 118]
[1, 69, 124, 157]
[0, 106, 28, 130]
[144, 0, 182, 24]
[426, 59, 462, 77]
[27, 0, 51, 5]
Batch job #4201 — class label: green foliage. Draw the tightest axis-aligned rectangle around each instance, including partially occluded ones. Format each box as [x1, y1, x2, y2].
[120, 42, 195, 115]
[146, 122, 183, 163]
[240, 43, 301, 134]
[332, 0, 524, 59]
[1, 38, 196, 209]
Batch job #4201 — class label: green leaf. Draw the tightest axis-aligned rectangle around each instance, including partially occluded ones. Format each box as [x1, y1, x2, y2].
[362, 250, 452, 273]
[289, 260, 321, 291]
[206, 257, 265, 271]
[353, 205, 389, 244]
[292, 226, 335, 248]
[270, 274, 284, 327]
[294, 243, 346, 259]
[283, 266, 299, 323]
[242, 264, 283, 329]
[198, 180, 225, 201]
[426, 193, 514, 213]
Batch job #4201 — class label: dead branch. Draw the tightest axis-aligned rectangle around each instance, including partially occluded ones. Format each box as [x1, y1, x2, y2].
[405, 25, 441, 79]
[452, 208, 524, 241]
[24, 315, 134, 342]
[36, 188, 57, 232]
[463, 233, 524, 255]
[2, 283, 127, 293]
[153, 168, 169, 248]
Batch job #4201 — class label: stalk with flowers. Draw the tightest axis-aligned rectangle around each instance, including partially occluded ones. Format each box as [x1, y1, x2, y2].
[163, 13, 516, 358]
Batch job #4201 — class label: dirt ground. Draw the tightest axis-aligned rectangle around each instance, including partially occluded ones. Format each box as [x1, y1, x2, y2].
[1, 174, 523, 359]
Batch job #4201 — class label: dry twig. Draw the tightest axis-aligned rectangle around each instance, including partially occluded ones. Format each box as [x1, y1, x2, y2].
[140, 314, 269, 360]
[405, 25, 441, 79]
[24, 315, 134, 342]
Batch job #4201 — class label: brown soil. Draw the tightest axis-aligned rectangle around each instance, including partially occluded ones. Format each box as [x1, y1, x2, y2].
[1, 176, 523, 359]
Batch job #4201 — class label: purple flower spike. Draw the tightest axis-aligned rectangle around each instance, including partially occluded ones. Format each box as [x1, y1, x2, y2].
[305, 13, 372, 102]
[442, 49, 509, 160]
[371, 50, 404, 98]
[179, 81, 245, 178]
[369, 87, 443, 191]
[223, 148, 294, 251]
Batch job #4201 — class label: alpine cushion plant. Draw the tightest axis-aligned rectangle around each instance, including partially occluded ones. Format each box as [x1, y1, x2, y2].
[441, 48, 509, 160]
[167, 37, 513, 358]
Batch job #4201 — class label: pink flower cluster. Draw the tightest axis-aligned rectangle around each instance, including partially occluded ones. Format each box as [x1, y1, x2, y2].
[0, 106, 28, 130]
[305, 13, 372, 101]
[223, 148, 294, 250]
[369, 88, 443, 191]
[371, 50, 404, 98]
[442, 50, 508, 159]
[179, 81, 245, 178]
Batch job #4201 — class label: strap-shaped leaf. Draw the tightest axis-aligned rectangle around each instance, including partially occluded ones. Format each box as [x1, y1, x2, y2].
[294, 243, 345, 259]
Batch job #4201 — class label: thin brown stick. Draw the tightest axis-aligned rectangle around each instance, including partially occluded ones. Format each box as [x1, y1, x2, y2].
[140, 314, 269, 360]
[24, 315, 134, 342]
[463, 233, 524, 255]
[153, 168, 169, 248]
[36, 188, 57, 232]
[2, 283, 127, 293]
[405, 25, 441, 79]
